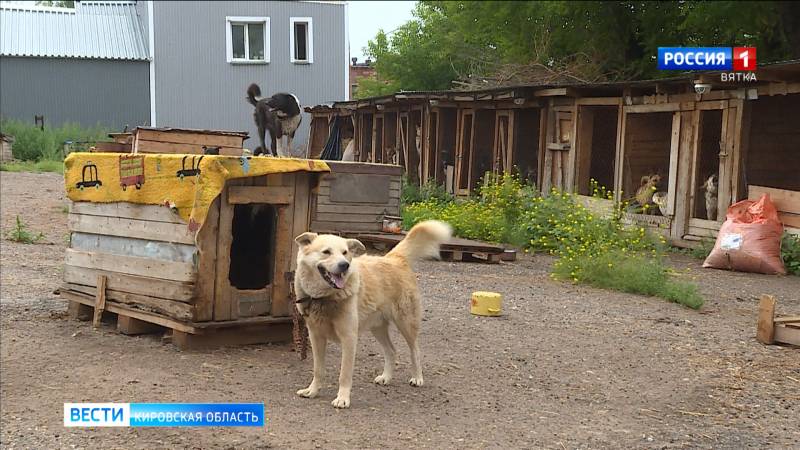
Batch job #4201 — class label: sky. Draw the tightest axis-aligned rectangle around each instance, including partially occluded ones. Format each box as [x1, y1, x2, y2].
[348, 1, 416, 63]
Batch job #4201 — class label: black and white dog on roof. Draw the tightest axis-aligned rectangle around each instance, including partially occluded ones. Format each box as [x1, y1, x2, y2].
[246, 83, 302, 157]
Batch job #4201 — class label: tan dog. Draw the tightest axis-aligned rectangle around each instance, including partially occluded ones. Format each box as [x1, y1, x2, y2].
[634, 174, 661, 213]
[293, 221, 452, 408]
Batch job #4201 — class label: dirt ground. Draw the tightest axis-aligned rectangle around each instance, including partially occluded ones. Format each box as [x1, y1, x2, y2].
[1, 171, 799, 450]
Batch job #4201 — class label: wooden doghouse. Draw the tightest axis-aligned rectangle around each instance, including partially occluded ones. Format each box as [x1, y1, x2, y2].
[59, 159, 403, 349]
[133, 127, 249, 156]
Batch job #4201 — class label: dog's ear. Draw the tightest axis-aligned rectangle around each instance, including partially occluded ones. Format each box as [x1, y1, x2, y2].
[346, 239, 366, 257]
[640, 175, 650, 185]
[295, 232, 318, 247]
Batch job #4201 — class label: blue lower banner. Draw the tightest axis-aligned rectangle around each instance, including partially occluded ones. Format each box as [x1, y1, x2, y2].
[64, 403, 265, 427]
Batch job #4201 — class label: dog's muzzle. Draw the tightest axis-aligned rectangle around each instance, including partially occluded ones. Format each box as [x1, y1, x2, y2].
[317, 264, 347, 289]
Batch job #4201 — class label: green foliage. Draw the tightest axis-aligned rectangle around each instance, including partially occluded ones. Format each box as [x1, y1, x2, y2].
[35, 1, 75, 7]
[0, 119, 108, 161]
[552, 250, 704, 309]
[5, 216, 45, 244]
[782, 232, 800, 276]
[365, 1, 800, 92]
[0, 160, 64, 174]
[403, 174, 705, 308]
[400, 176, 453, 207]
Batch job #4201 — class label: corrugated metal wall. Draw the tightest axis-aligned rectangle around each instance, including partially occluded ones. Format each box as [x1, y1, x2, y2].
[0, 56, 150, 129]
[153, 1, 347, 153]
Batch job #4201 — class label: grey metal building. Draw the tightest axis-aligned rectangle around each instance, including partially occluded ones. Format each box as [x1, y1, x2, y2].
[0, 1, 151, 129]
[1, 1, 349, 152]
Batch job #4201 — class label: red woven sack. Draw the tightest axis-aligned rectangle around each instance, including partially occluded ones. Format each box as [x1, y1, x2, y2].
[702, 194, 786, 275]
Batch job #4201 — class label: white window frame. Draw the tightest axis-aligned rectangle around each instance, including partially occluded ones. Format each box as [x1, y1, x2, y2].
[290, 17, 313, 64]
[226, 16, 270, 64]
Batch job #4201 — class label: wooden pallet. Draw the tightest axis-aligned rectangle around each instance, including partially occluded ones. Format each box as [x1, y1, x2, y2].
[352, 232, 505, 264]
[757, 295, 800, 347]
[61, 288, 292, 350]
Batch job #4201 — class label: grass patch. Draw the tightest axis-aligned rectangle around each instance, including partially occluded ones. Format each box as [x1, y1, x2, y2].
[552, 250, 704, 309]
[782, 232, 800, 276]
[5, 216, 45, 244]
[0, 159, 64, 174]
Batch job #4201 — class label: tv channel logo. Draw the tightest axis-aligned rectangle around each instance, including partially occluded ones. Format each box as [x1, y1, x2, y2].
[658, 47, 756, 71]
[64, 403, 265, 427]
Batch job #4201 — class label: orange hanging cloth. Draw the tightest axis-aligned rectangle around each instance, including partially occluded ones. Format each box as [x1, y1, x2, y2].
[703, 194, 786, 275]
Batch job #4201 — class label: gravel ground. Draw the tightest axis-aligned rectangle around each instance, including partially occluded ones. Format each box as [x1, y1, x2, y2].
[1, 171, 798, 449]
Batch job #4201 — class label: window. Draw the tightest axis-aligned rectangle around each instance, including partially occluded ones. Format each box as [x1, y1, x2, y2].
[290, 17, 313, 63]
[226, 16, 269, 63]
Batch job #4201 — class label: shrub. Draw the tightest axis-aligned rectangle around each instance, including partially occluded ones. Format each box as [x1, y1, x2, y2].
[0, 119, 109, 161]
[783, 232, 800, 276]
[5, 216, 45, 244]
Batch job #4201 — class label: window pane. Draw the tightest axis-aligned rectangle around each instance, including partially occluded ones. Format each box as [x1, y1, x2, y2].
[248, 23, 264, 60]
[231, 24, 245, 59]
[294, 22, 307, 61]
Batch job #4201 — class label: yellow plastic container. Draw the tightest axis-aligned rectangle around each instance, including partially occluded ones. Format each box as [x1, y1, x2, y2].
[470, 291, 502, 316]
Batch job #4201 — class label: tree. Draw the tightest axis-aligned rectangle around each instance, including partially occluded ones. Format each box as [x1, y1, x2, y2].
[364, 1, 799, 93]
[36, 1, 75, 7]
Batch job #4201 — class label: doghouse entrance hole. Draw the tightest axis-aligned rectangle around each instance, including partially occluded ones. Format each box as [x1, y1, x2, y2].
[623, 112, 673, 214]
[577, 106, 618, 195]
[512, 108, 540, 186]
[229, 204, 276, 290]
[693, 110, 723, 220]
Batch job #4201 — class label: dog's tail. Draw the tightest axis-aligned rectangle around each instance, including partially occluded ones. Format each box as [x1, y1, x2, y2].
[247, 83, 262, 106]
[386, 220, 452, 264]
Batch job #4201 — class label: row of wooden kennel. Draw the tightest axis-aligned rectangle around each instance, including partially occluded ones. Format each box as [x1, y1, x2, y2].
[306, 61, 800, 245]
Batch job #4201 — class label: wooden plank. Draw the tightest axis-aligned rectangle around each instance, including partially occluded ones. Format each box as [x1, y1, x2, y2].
[315, 186, 400, 199]
[779, 212, 800, 228]
[190, 315, 292, 329]
[70, 233, 195, 263]
[666, 112, 681, 215]
[624, 103, 680, 113]
[773, 326, 800, 346]
[546, 142, 570, 151]
[688, 218, 721, 231]
[65, 282, 194, 321]
[748, 185, 800, 215]
[70, 201, 184, 224]
[756, 295, 776, 344]
[575, 97, 621, 106]
[315, 203, 400, 215]
[213, 182, 237, 321]
[67, 301, 92, 321]
[228, 185, 294, 205]
[313, 212, 383, 223]
[310, 221, 383, 233]
[671, 110, 697, 240]
[284, 173, 312, 316]
[717, 105, 735, 217]
[534, 88, 568, 97]
[193, 196, 220, 321]
[270, 173, 297, 317]
[65, 249, 196, 283]
[136, 140, 243, 156]
[68, 214, 194, 245]
[323, 162, 402, 176]
[687, 226, 718, 238]
[774, 316, 800, 324]
[329, 173, 391, 204]
[61, 289, 198, 334]
[63, 265, 194, 302]
[117, 316, 163, 335]
[135, 129, 245, 148]
[92, 275, 107, 328]
[172, 323, 292, 350]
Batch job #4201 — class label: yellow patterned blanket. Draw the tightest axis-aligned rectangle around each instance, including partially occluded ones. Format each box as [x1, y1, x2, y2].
[64, 152, 329, 231]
